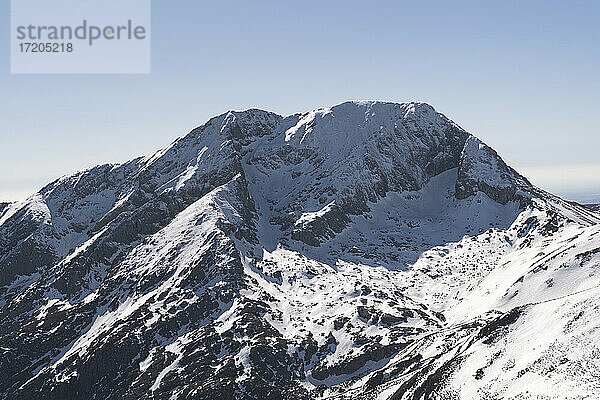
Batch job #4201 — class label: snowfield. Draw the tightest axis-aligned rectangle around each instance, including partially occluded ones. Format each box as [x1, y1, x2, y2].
[1, 101, 599, 399]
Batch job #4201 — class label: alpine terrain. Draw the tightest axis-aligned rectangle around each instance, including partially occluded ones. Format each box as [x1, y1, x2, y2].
[1, 101, 599, 400]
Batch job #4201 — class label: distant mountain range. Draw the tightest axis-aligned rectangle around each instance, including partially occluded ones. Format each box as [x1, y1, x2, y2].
[585, 203, 600, 211]
[1, 101, 599, 399]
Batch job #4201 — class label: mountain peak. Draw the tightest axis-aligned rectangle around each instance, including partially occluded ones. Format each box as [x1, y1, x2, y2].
[2, 102, 599, 399]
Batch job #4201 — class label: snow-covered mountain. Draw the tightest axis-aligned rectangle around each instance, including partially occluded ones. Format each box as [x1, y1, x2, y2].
[1, 101, 599, 400]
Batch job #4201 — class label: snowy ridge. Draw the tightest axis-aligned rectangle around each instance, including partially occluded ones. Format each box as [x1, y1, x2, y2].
[0, 101, 599, 399]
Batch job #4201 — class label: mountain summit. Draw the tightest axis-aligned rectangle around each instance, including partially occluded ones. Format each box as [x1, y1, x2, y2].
[1, 101, 599, 399]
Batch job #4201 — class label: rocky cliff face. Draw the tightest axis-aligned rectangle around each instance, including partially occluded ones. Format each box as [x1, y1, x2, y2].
[1, 101, 599, 400]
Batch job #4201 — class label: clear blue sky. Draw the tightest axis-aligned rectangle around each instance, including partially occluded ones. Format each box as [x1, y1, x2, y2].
[1, 0, 599, 203]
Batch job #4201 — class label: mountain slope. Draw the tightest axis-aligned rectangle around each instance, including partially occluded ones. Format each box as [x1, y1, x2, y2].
[1, 101, 599, 399]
